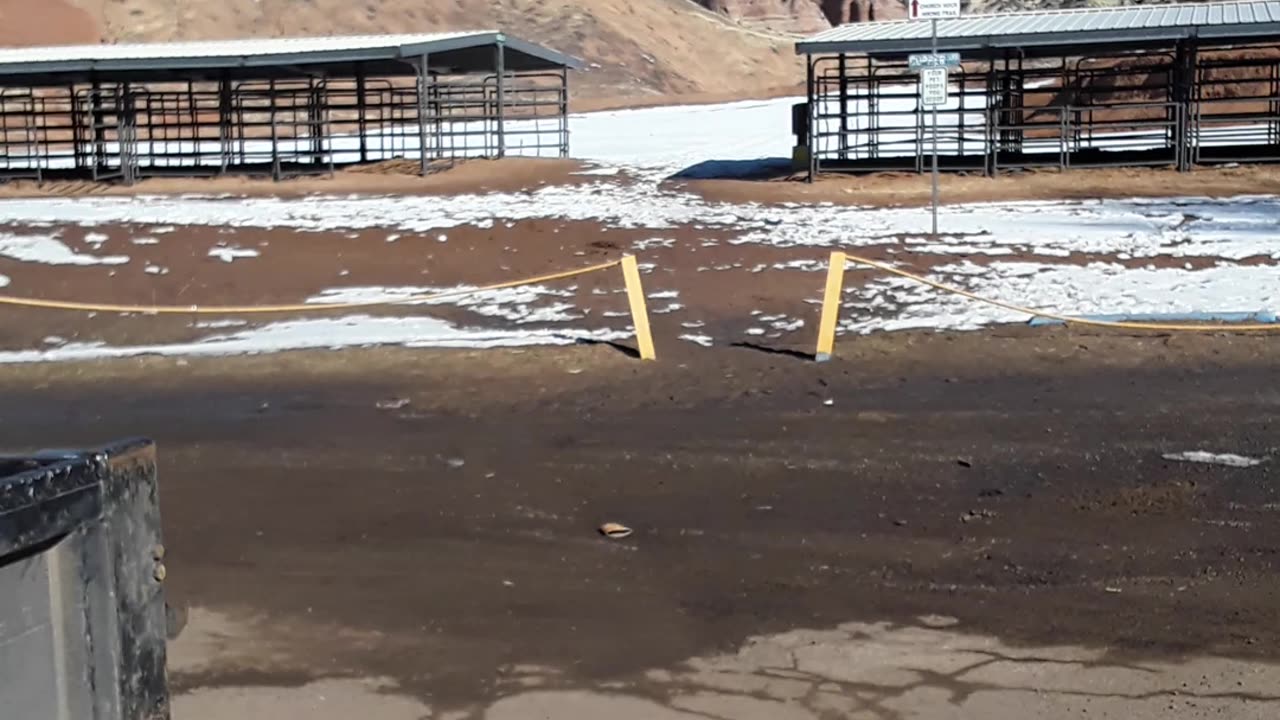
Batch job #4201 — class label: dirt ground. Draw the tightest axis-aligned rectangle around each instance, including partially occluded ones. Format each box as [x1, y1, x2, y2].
[684, 163, 1280, 208]
[4, 330, 1280, 717]
[0, 158, 592, 200]
[8, 158, 1280, 210]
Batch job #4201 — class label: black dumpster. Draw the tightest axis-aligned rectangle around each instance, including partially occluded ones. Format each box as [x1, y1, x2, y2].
[0, 439, 169, 720]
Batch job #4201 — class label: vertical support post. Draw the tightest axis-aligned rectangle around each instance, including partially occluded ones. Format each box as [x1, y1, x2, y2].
[119, 82, 135, 186]
[431, 80, 443, 159]
[930, 18, 940, 237]
[89, 78, 105, 176]
[559, 67, 569, 158]
[356, 65, 368, 164]
[814, 251, 847, 363]
[268, 78, 280, 181]
[70, 83, 84, 171]
[985, 61, 996, 176]
[620, 255, 656, 361]
[495, 41, 507, 158]
[307, 79, 321, 168]
[416, 54, 431, 176]
[806, 56, 816, 182]
[218, 73, 231, 173]
[1173, 39, 1196, 171]
[186, 80, 196, 168]
[1270, 59, 1280, 146]
[838, 53, 849, 160]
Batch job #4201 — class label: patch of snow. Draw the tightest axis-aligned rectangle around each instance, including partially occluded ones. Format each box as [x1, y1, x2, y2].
[647, 290, 679, 299]
[679, 333, 713, 347]
[151, 226, 176, 234]
[208, 246, 260, 263]
[83, 231, 109, 246]
[193, 319, 248, 329]
[0, 315, 631, 364]
[0, 274, 8, 288]
[0, 234, 129, 265]
[772, 259, 828, 271]
[838, 262, 1280, 335]
[1162, 451, 1264, 468]
[306, 284, 583, 324]
[385, 234, 401, 243]
[633, 237, 676, 250]
[144, 265, 169, 275]
[131, 237, 160, 245]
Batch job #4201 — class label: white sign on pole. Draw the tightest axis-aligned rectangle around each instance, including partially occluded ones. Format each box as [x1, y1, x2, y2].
[908, 52, 961, 69]
[919, 68, 948, 106]
[908, 0, 960, 20]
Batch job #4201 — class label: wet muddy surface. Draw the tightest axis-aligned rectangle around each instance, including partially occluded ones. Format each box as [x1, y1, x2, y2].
[0, 332, 1276, 712]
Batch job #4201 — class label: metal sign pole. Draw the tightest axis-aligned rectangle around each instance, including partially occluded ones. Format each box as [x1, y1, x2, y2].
[930, 17, 939, 237]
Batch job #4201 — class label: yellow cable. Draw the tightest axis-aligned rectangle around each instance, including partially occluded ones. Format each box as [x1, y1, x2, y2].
[843, 253, 1280, 333]
[0, 259, 622, 315]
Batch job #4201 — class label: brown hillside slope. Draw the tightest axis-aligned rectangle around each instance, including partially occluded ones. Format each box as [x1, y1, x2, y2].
[51, 0, 804, 106]
[0, 0, 99, 46]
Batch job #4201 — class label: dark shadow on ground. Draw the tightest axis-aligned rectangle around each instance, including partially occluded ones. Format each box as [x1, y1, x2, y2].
[575, 338, 642, 359]
[671, 158, 795, 181]
[730, 341, 814, 361]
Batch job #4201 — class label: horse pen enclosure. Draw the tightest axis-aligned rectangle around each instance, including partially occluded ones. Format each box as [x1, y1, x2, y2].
[796, 0, 1280, 176]
[0, 32, 580, 184]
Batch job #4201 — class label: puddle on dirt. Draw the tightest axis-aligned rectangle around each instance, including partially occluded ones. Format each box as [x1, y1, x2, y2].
[172, 609, 1280, 720]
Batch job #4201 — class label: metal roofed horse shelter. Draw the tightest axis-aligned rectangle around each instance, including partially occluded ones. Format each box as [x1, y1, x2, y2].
[794, 0, 1280, 177]
[0, 32, 582, 183]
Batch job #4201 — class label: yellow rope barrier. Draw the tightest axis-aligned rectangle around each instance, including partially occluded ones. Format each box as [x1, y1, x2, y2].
[0, 259, 622, 315]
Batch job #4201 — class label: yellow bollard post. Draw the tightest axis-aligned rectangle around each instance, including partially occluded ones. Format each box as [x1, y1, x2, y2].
[620, 254, 657, 361]
[814, 250, 847, 362]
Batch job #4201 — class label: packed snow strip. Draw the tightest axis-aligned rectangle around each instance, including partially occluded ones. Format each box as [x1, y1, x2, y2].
[837, 261, 1280, 335]
[0, 233, 129, 266]
[305, 284, 585, 324]
[4, 190, 1278, 262]
[1162, 451, 1265, 468]
[0, 315, 631, 364]
[208, 246, 261, 262]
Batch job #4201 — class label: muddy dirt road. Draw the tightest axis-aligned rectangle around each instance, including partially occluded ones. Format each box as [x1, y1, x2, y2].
[3, 330, 1279, 717]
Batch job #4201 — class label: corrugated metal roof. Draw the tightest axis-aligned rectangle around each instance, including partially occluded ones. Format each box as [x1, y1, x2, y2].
[0, 31, 581, 76]
[797, 0, 1280, 55]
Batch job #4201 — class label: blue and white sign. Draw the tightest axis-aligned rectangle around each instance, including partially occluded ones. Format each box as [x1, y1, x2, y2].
[909, 52, 961, 70]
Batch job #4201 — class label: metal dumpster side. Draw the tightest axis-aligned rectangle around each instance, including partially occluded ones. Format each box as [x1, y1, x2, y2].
[0, 439, 169, 720]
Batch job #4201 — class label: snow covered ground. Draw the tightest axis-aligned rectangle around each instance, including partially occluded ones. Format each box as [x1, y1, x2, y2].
[0, 97, 1275, 361]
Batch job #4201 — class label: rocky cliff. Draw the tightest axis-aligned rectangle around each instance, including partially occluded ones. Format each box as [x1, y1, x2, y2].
[697, 0, 1209, 32]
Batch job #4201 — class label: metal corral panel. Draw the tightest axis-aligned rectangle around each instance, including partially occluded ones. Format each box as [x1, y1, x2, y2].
[797, 0, 1280, 55]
